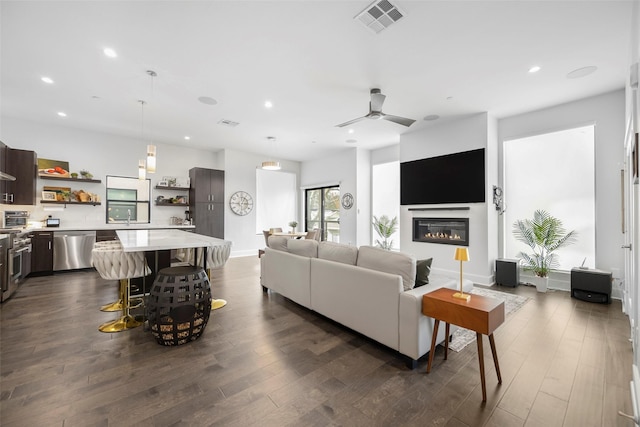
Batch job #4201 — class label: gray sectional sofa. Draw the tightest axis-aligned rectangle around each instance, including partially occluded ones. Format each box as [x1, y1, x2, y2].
[259, 237, 474, 368]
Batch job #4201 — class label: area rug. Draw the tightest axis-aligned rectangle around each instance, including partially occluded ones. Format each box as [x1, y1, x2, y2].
[448, 287, 530, 352]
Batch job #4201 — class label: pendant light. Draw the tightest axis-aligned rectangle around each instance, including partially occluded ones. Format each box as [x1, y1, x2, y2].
[138, 159, 146, 180]
[261, 136, 281, 170]
[145, 70, 157, 173]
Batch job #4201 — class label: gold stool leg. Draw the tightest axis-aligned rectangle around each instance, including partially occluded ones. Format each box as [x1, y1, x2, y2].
[99, 279, 143, 333]
[207, 268, 227, 310]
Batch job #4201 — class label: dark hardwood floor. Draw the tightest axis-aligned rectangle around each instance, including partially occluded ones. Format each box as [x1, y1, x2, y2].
[0, 256, 634, 426]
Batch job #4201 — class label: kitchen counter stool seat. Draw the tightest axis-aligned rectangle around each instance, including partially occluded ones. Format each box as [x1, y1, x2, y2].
[182, 243, 231, 309]
[93, 240, 143, 312]
[92, 245, 151, 332]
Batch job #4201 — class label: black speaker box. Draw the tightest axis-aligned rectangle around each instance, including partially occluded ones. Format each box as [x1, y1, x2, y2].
[496, 258, 519, 287]
[570, 268, 612, 304]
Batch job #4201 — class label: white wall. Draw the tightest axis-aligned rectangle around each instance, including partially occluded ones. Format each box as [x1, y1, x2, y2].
[356, 148, 371, 247]
[399, 113, 496, 285]
[301, 147, 358, 245]
[1, 116, 218, 227]
[499, 90, 626, 296]
[221, 148, 300, 257]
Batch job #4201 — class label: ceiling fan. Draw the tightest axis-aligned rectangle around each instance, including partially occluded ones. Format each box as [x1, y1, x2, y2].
[336, 88, 416, 128]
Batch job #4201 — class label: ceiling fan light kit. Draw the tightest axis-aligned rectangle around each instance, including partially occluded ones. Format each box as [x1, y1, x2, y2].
[336, 88, 416, 128]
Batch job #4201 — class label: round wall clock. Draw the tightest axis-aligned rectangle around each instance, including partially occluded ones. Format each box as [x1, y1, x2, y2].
[229, 191, 254, 216]
[341, 192, 354, 209]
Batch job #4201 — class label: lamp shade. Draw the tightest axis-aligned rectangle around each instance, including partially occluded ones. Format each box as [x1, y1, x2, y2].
[146, 144, 156, 173]
[138, 159, 146, 180]
[454, 247, 469, 262]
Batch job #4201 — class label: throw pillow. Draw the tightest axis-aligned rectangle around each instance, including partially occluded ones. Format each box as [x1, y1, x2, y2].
[415, 258, 433, 287]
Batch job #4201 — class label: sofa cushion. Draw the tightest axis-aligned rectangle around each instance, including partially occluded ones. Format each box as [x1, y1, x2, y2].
[414, 258, 433, 288]
[287, 239, 319, 258]
[318, 241, 358, 265]
[356, 246, 416, 291]
[267, 236, 289, 252]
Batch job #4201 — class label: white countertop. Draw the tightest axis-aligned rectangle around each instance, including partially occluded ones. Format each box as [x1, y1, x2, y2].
[23, 224, 195, 232]
[116, 229, 231, 252]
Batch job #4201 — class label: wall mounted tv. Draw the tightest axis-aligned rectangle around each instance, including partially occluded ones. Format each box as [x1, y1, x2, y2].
[401, 148, 485, 205]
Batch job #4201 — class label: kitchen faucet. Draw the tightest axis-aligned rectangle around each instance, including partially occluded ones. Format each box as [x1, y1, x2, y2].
[127, 209, 131, 226]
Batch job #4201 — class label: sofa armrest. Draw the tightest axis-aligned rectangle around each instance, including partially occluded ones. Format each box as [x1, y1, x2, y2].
[262, 248, 312, 308]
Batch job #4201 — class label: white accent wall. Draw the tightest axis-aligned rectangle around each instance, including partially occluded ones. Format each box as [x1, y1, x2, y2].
[399, 113, 498, 285]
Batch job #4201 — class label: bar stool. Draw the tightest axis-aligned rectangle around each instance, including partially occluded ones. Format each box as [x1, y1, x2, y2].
[181, 243, 232, 309]
[93, 240, 143, 312]
[91, 245, 151, 332]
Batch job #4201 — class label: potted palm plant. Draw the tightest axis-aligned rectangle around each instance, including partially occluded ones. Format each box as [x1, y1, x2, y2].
[372, 215, 398, 250]
[512, 209, 577, 292]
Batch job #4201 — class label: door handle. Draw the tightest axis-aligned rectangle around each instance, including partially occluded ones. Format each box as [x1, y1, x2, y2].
[48, 242, 52, 250]
[622, 244, 632, 250]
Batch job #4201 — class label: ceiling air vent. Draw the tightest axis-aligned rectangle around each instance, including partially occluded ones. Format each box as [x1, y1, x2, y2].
[217, 119, 239, 128]
[355, 0, 405, 34]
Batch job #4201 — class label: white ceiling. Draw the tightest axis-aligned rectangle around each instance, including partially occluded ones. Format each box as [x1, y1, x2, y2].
[0, 1, 633, 162]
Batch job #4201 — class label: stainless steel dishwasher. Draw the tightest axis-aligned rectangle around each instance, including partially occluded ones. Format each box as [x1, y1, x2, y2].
[53, 231, 96, 271]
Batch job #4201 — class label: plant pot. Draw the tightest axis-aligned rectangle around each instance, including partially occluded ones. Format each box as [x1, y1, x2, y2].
[530, 275, 548, 293]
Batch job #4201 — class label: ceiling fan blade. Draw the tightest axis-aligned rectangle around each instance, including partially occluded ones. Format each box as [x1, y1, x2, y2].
[382, 114, 416, 127]
[370, 92, 386, 112]
[336, 116, 367, 128]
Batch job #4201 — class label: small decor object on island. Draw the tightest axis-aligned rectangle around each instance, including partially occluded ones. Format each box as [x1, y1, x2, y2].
[372, 215, 398, 250]
[453, 247, 471, 301]
[38, 158, 70, 178]
[513, 209, 577, 292]
[288, 220, 298, 233]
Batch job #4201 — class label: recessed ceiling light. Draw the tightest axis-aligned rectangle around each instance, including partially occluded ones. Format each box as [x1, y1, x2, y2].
[57, 112, 67, 117]
[198, 96, 217, 105]
[348, 129, 355, 134]
[346, 139, 357, 144]
[41, 76, 54, 84]
[103, 47, 117, 58]
[184, 136, 191, 140]
[423, 115, 440, 121]
[528, 66, 541, 73]
[264, 100, 273, 109]
[566, 66, 598, 79]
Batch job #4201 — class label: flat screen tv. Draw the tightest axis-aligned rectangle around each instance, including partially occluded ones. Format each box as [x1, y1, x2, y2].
[400, 148, 485, 205]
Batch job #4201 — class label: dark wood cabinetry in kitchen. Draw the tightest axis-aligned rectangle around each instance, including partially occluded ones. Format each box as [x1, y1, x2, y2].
[30, 231, 54, 274]
[189, 168, 224, 238]
[0, 143, 37, 205]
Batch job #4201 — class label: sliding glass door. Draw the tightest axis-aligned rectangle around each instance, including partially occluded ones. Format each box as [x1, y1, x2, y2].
[305, 186, 340, 242]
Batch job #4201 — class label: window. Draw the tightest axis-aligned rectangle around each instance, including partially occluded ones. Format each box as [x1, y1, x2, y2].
[105, 176, 150, 224]
[504, 125, 596, 270]
[372, 161, 400, 249]
[256, 169, 297, 233]
[305, 186, 340, 242]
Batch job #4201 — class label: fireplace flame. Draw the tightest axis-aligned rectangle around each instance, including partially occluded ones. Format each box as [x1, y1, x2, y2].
[424, 232, 462, 240]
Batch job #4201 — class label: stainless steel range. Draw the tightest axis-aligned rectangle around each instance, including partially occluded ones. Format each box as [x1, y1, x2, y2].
[1, 230, 32, 302]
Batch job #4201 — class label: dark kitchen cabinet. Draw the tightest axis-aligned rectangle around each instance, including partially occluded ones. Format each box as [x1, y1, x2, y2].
[2, 148, 37, 205]
[189, 167, 224, 238]
[30, 231, 53, 274]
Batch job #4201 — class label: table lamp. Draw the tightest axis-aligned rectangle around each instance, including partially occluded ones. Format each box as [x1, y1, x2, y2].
[453, 247, 470, 301]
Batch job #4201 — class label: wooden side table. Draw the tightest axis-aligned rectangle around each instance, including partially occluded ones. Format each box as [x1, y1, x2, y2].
[422, 288, 505, 401]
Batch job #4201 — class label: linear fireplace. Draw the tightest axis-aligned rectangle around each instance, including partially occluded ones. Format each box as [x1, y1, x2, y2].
[412, 217, 469, 246]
